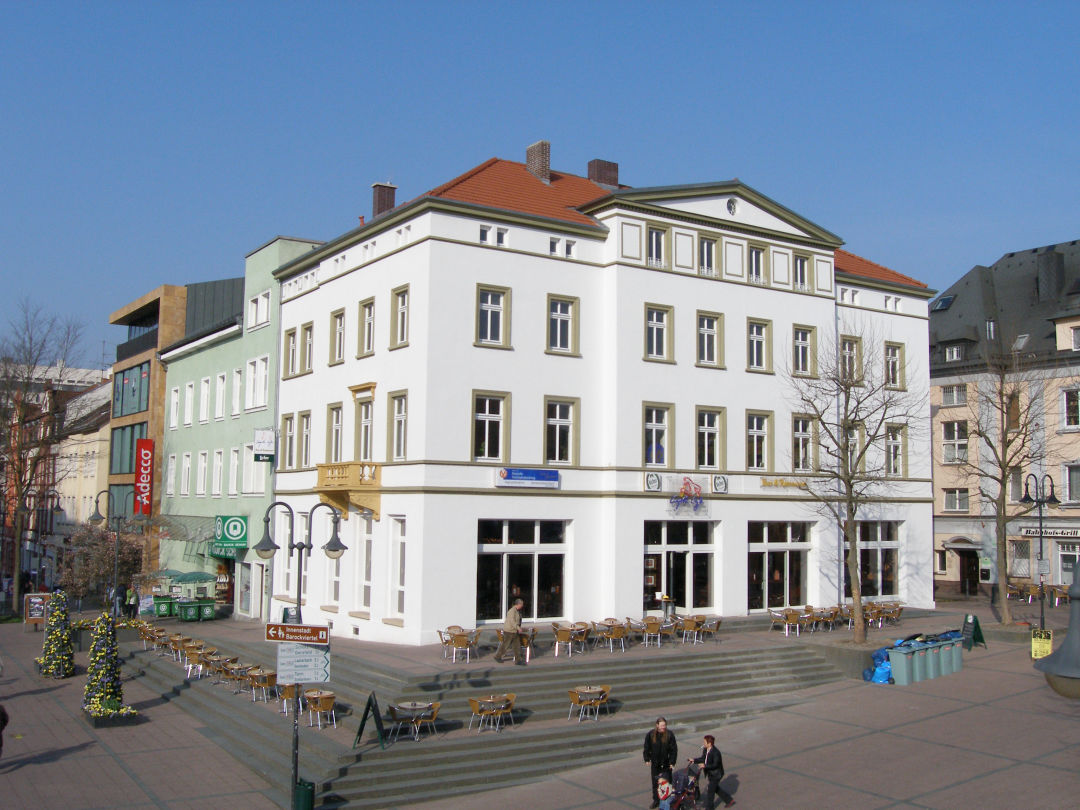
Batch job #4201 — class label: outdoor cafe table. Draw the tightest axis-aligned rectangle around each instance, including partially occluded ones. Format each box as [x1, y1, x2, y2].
[224, 662, 252, 694]
[205, 655, 226, 684]
[573, 685, 604, 721]
[392, 701, 434, 741]
[477, 694, 509, 732]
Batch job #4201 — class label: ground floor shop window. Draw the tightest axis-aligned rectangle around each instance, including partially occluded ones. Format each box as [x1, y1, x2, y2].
[747, 521, 810, 610]
[1059, 543, 1078, 586]
[1008, 539, 1031, 577]
[238, 563, 251, 613]
[844, 521, 900, 598]
[477, 519, 566, 621]
[643, 521, 715, 613]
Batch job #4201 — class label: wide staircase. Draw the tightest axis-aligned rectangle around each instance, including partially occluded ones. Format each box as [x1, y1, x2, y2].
[121, 628, 842, 808]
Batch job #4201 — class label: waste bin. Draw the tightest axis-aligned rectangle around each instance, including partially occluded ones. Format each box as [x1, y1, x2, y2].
[153, 596, 175, 618]
[177, 600, 200, 622]
[926, 642, 942, 679]
[911, 644, 927, 682]
[939, 642, 955, 675]
[887, 647, 914, 686]
[951, 640, 963, 672]
[198, 599, 216, 620]
[293, 778, 315, 810]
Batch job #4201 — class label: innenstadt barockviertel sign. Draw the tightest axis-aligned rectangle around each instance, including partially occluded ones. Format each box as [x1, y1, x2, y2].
[134, 438, 154, 516]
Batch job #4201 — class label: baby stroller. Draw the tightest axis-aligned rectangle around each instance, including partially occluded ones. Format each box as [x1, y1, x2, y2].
[669, 766, 700, 809]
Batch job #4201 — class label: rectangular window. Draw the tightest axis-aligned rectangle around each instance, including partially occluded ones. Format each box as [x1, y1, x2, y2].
[1066, 465, 1080, 502]
[747, 412, 769, 471]
[298, 412, 311, 468]
[792, 416, 813, 472]
[196, 451, 208, 496]
[479, 225, 490, 244]
[1073, 327, 1080, 351]
[180, 452, 192, 496]
[697, 408, 724, 470]
[792, 326, 814, 376]
[199, 377, 210, 423]
[496, 228, 507, 247]
[327, 404, 343, 463]
[1008, 540, 1031, 577]
[945, 345, 963, 362]
[699, 237, 716, 275]
[885, 343, 904, 389]
[647, 227, 666, 268]
[986, 319, 996, 340]
[232, 368, 242, 416]
[477, 286, 509, 347]
[936, 550, 948, 573]
[845, 521, 900, 598]
[112, 361, 151, 417]
[300, 323, 314, 372]
[245, 356, 269, 409]
[248, 290, 271, 328]
[549, 237, 559, 256]
[840, 336, 862, 381]
[214, 373, 226, 420]
[547, 296, 577, 354]
[1065, 390, 1080, 428]
[283, 329, 297, 377]
[645, 306, 671, 361]
[358, 298, 375, 356]
[357, 400, 373, 462]
[390, 394, 407, 461]
[358, 516, 374, 609]
[330, 309, 345, 364]
[1009, 466, 1023, 502]
[109, 422, 148, 474]
[281, 415, 295, 470]
[169, 387, 180, 429]
[944, 488, 970, 511]
[644, 405, 670, 467]
[210, 451, 221, 496]
[942, 421, 968, 463]
[748, 247, 765, 284]
[391, 518, 406, 616]
[391, 286, 409, 347]
[165, 454, 176, 496]
[697, 312, 721, 367]
[747, 320, 770, 371]
[564, 239, 575, 258]
[473, 394, 506, 462]
[544, 398, 576, 465]
[328, 556, 341, 603]
[942, 384, 967, 406]
[183, 382, 194, 426]
[1007, 391, 1020, 430]
[793, 256, 809, 291]
[885, 425, 904, 477]
[228, 447, 239, 496]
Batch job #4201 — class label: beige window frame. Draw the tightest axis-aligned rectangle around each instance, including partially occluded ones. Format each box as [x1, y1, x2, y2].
[696, 311, 724, 368]
[472, 390, 510, 462]
[390, 285, 409, 349]
[357, 298, 375, 357]
[792, 254, 812, 291]
[329, 309, 346, 365]
[747, 318, 773, 373]
[696, 406, 726, 471]
[885, 424, 906, 477]
[646, 226, 669, 269]
[475, 284, 511, 348]
[326, 402, 344, 463]
[546, 294, 580, 356]
[388, 391, 407, 461]
[543, 396, 580, 465]
[299, 323, 314, 374]
[280, 414, 295, 470]
[792, 414, 815, 472]
[747, 245, 768, 285]
[840, 335, 862, 382]
[298, 411, 312, 468]
[884, 342, 905, 389]
[643, 402, 674, 468]
[354, 395, 374, 462]
[792, 325, 816, 377]
[644, 303, 674, 363]
[746, 410, 773, 472]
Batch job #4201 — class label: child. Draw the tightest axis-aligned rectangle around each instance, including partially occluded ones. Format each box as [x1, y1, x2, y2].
[656, 774, 673, 810]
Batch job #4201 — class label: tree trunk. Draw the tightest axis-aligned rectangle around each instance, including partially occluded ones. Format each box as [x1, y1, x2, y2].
[845, 514, 866, 643]
[995, 503, 1013, 625]
[12, 506, 23, 615]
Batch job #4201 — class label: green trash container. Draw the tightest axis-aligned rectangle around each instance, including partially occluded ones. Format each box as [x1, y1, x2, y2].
[293, 778, 315, 810]
[177, 601, 200, 622]
[951, 640, 963, 672]
[912, 644, 928, 682]
[926, 642, 942, 679]
[939, 642, 955, 675]
[886, 647, 913, 686]
[198, 599, 216, 621]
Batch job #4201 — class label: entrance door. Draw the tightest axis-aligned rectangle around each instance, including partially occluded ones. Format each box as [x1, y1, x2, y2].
[959, 550, 979, 596]
[1061, 551, 1077, 586]
[666, 550, 687, 610]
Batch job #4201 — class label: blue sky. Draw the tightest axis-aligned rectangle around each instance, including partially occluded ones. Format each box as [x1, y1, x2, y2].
[3, 1, 1079, 367]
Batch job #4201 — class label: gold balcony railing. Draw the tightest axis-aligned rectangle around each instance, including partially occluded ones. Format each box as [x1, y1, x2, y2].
[315, 462, 381, 519]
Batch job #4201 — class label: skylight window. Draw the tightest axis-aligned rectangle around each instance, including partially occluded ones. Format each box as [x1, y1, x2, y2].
[1011, 334, 1030, 352]
[931, 295, 955, 312]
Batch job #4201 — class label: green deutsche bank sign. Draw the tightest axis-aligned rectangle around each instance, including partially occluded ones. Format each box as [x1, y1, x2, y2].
[211, 515, 248, 558]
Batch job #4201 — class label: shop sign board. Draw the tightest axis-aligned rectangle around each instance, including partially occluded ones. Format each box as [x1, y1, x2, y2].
[495, 467, 560, 488]
[253, 428, 275, 463]
[1031, 628, 1053, 660]
[24, 593, 51, 626]
[134, 438, 154, 516]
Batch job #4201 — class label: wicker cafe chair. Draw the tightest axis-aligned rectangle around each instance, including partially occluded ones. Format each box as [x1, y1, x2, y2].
[595, 685, 612, 718]
[519, 627, 538, 663]
[437, 629, 453, 659]
[414, 702, 441, 739]
[567, 689, 598, 722]
[698, 616, 721, 643]
[493, 693, 515, 730]
[601, 622, 628, 652]
[553, 626, 575, 658]
[625, 617, 646, 644]
[468, 697, 497, 733]
[279, 683, 304, 715]
[387, 705, 408, 742]
[449, 632, 474, 664]
[308, 693, 337, 729]
[643, 617, 663, 647]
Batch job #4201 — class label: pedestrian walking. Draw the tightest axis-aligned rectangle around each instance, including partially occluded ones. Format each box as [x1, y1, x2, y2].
[126, 586, 138, 619]
[689, 734, 734, 808]
[492, 597, 526, 665]
[643, 716, 678, 808]
[0, 703, 9, 760]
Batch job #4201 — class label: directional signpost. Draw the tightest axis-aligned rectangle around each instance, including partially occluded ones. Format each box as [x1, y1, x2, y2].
[266, 623, 329, 644]
[277, 642, 331, 683]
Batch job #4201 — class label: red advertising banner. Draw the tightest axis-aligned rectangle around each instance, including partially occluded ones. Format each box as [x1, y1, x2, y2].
[134, 438, 154, 516]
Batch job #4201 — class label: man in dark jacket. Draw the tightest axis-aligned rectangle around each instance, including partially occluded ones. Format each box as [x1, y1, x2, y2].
[643, 716, 678, 808]
[690, 734, 734, 808]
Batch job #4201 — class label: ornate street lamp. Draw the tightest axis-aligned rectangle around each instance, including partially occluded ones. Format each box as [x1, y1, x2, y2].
[253, 500, 344, 808]
[1020, 474, 1059, 631]
[89, 489, 145, 616]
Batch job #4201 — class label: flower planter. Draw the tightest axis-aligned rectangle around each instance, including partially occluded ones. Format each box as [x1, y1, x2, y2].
[83, 709, 139, 729]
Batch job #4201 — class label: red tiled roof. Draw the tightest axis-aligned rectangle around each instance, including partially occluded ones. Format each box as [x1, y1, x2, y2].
[834, 248, 927, 289]
[422, 158, 608, 228]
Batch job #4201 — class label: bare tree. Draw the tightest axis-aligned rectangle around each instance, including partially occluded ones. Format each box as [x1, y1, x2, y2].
[950, 352, 1059, 625]
[785, 324, 927, 643]
[57, 523, 145, 605]
[0, 300, 83, 614]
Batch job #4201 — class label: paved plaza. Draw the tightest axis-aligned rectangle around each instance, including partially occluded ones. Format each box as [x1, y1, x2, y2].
[1, 598, 1078, 809]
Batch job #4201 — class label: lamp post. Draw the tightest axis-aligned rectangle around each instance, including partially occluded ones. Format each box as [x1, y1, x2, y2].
[1020, 473, 1059, 631]
[252, 500, 345, 809]
[89, 489, 142, 617]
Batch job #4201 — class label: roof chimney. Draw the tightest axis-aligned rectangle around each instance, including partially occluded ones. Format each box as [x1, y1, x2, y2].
[526, 140, 551, 183]
[372, 182, 397, 218]
[588, 158, 619, 187]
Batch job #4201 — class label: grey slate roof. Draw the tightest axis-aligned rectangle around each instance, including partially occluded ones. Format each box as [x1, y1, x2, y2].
[929, 239, 1080, 374]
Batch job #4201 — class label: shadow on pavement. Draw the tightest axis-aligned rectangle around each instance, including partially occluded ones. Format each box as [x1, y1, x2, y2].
[0, 741, 97, 773]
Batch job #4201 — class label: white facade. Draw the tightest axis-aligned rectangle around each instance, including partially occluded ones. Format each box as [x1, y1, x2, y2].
[271, 161, 934, 644]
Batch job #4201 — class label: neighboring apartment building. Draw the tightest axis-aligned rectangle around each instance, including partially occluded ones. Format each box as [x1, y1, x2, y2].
[269, 141, 935, 644]
[158, 238, 319, 619]
[930, 242, 1080, 597]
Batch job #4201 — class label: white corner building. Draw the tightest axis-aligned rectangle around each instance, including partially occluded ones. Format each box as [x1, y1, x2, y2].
[269, 142, 935, 643]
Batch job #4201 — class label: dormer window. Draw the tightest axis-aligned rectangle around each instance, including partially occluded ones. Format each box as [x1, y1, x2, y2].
[944, 345, 963, 362]
[1072, 327, 1080, 351]
[986, 320, 996, 340]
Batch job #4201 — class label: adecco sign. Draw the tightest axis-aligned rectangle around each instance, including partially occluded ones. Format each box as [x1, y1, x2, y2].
[134, 439, 154, 516]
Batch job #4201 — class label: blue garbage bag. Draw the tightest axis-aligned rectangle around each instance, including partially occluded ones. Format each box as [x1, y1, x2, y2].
[871, 661, 892, 683]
